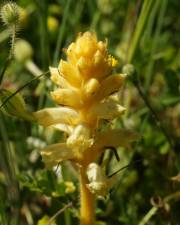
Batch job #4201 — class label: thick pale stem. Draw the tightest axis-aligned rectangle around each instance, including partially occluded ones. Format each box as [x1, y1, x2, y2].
[25, 60, 43, 77]
[80, 167, 95, 225]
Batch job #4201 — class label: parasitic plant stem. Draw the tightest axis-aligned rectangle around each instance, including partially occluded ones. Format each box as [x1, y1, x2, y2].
[80, 166, 95, 225]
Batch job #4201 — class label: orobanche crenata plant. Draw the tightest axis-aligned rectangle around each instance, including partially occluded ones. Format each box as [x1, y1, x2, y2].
[34, 32, 139, 225]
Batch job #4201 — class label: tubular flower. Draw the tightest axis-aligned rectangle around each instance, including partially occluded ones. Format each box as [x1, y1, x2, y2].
[86, 163, 115, 197]
[34, 32, 139, 225]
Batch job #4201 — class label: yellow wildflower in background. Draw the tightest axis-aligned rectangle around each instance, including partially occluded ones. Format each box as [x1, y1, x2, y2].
[65, 181, 76, 194]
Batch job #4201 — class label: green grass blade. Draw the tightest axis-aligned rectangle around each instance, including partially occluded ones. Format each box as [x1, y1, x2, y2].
[53, 0, 72, 65]
[145, 0, 169, 91]
[127, 0, 154, 63]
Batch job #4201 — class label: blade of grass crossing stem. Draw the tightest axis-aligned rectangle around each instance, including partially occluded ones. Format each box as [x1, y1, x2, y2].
[37, 78, 47, 110]
[141, 1, 159, 49]
[90, 11, 101, 31]
[36, 0, 49, 69]
[53, 0, 72, 65]
[127, 0, 154, 63]
[0, 57, 10, 85]
[36, 1, 49, 110]
[74, 0, 86, 26]
[0, 71, 49, 110]
[145, 0, 169, 91]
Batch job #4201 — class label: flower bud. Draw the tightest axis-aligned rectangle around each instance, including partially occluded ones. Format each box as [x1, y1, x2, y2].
[122, 64, 135, 77]
[0, 2, 19, 26]
[47, 16, 59, 33]
[14, 39, 33, 62]
[0, 89, 34, 121]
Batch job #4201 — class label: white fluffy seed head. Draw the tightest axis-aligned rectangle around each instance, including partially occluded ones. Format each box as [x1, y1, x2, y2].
[0, 2, 19, 26]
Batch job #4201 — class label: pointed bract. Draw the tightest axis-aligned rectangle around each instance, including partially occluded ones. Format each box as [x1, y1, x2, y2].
[41, 143, 74, 167]
[51, 89, 82, 108]
[93, 129, 140, 151]
[49, 67, 72, 88]
[33, 107, 80, 127]
[89, 100, 126, 120]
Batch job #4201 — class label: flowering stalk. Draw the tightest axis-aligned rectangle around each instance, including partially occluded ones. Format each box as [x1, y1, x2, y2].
[80, 167, 95, 225]
[34, 32, 139, 225]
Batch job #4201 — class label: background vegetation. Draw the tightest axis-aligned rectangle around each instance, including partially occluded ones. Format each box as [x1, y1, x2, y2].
[0, 0, 180, 224]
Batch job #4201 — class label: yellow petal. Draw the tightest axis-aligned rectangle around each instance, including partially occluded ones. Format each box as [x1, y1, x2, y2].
[97, 74, 126, 100]
[77, 56, 89, 71]
[51, 89, 82, 108]
[49, 66, 71, 88]
[94, 50, 104, 66]
[41, 143, 74, 167]
[59, 60, 81, 87]
[89, 100, 126, 120]
[66, 42, 77, 64]
[33, 107, 79, 127]
[93, 129, 140, 150]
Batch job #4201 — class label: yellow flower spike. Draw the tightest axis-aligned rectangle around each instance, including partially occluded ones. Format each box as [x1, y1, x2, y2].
[66, 32, 113, 80]
[34, 31, 139, 225]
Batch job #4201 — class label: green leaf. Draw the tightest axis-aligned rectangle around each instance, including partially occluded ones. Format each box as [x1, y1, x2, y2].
[162, 95, 180, 106]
